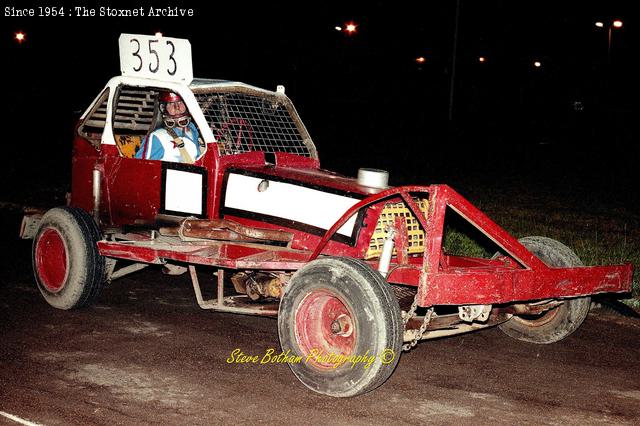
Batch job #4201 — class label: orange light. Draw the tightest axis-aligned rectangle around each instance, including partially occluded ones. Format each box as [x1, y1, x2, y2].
[415, 56, 426, 64]
[335, 26, 342, 31]
[533, 61, 542, 68]
[613, 20, 623, 28]
[345, 22, 357, 34]
[595, 21, 604, 28]
[478, 56, 486, 63]
[15, 32, 25, 43]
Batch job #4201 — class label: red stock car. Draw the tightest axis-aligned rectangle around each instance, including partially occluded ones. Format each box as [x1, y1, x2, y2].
[21, 35, 633, 397]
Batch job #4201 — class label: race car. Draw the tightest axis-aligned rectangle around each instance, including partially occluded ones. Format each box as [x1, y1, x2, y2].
[21, 34, 633, 397]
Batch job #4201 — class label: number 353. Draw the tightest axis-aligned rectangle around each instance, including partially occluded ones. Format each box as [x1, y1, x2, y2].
[129, 38, 177, 75]
[119, 34, 192, 83]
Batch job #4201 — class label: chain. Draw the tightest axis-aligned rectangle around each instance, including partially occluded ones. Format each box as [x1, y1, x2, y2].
[402, 293, 419, 326]
[402, 292, 434, 351]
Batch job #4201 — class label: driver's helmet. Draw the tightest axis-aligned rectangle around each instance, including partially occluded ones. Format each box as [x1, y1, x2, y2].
[158, 91, 190, 128]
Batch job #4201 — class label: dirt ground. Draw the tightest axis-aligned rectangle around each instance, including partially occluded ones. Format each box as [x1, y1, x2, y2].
[1, 210, 639, 425]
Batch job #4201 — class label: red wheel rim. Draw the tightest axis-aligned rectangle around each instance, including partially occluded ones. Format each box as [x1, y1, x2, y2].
[294, 289, 356, 369]
[35, 228, 68, 292]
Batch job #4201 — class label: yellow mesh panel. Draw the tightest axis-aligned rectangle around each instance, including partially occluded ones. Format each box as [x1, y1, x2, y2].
[365, 199, 428, 259]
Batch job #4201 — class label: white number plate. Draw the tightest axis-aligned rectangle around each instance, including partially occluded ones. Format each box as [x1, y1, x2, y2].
[119, 33, 193, 84]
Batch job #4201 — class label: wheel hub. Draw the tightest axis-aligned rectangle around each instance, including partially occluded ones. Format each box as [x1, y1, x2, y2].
[330, 314, 353, 337]
[294, 289, 356, 368]
[35, 228, 69, 292]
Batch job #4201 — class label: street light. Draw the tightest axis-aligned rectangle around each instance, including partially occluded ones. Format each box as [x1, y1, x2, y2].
[335, 22, 357, 36]
[595, 19, 623, 62]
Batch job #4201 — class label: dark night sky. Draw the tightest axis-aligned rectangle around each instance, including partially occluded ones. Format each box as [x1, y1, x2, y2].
[1, 1, 638, 200]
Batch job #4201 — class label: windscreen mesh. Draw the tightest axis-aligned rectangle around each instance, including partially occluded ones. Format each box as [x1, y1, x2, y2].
[195, 92, 312, 157]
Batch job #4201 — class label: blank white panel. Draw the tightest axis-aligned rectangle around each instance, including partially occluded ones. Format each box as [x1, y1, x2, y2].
[224, 174, 359, 236]
[165, 169, 203, 215]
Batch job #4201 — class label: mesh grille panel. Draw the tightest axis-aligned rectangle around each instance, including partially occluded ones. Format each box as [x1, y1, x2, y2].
[83, 97, 108, 129]
[195, 92, 312, 157]
[112, 88, 157, 134]
[78, 89, 110, 148]
[365, 199, 429, 259]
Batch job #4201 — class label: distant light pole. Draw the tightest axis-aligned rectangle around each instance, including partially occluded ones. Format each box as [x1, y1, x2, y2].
[595, 20, 623, 63]
[448, 0, 460, 122]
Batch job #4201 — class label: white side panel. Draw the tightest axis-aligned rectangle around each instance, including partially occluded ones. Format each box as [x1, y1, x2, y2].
[165, 169, 203, 215]
[101, 84, 116, 145]
[224, 174, 359, 237]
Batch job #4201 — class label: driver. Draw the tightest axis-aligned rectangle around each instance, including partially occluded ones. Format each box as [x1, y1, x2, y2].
[136, 91, 202, 163]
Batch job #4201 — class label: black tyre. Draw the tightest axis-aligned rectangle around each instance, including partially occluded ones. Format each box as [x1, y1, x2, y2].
[278, 257, 403, 397]
[32, 207, 106, 310]
[498, 236, 591, 344]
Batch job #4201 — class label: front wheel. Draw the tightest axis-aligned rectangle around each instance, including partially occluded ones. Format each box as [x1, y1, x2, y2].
[278, 257, 403, 397]
[32, 207, 106, 310]
[499, 236, 591, 344]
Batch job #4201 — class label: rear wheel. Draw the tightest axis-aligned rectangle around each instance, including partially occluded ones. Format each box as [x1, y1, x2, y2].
[33, 207, 106, 309]
[499, 236, 591, 344]
[278, 257, 402, 397]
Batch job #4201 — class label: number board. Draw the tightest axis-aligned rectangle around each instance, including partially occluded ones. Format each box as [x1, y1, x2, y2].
[119, 33, 193, 84]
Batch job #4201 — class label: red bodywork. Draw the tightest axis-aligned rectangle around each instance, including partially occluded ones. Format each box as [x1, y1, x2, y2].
[71, 126, 633, 308]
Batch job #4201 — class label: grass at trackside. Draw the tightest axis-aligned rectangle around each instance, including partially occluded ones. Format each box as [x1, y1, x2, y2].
[441, 185, 640, 310]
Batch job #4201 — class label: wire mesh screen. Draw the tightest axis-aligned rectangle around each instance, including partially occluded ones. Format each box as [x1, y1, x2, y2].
[194, 91, 314, 157]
